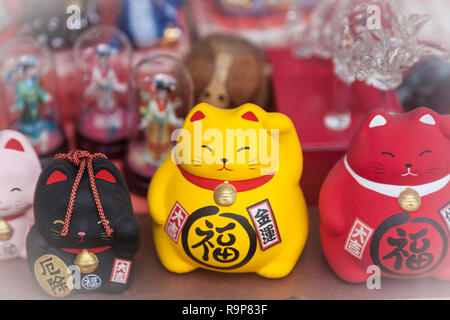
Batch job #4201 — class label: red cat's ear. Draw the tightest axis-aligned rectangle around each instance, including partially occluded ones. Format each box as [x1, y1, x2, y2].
[95, 169, 116, 183]
[418, 114, 437, 126]
[47, 170, 67, 185]
[368, 114, 387, 128]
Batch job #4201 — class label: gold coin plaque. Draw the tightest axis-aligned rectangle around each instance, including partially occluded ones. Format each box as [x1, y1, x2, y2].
[33, 254, 73, 298]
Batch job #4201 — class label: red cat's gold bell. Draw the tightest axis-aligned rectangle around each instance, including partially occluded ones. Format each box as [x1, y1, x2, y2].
[0, 218, 13, 241]
[398, 188, 421, 212]
[74, 249, 99, 274]
[214, 182, 237, 207]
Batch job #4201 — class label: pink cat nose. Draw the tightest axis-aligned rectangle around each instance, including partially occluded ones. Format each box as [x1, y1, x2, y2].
[78, 232, 86, 237]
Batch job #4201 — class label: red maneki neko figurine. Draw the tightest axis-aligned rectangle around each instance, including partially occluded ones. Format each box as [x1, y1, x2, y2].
[320, 107, 450, 282]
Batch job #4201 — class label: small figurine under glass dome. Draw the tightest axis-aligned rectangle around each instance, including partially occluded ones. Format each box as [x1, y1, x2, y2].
[138, 74, 183, 165]
[9, 55, 53, 142]
[82, 44, 127, 142]
[124, 54, 193, 195]
[0, 37, 67, 165]
[74, 26, 132, 158]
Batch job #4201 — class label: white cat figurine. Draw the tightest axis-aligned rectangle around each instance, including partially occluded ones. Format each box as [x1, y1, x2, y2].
[0, 130, 41, 259]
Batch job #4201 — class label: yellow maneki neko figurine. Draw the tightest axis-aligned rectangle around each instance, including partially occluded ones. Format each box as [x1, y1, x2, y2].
[148, 103, 308, 278]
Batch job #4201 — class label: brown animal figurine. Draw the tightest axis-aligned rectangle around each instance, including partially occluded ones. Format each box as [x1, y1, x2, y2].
[184, 33, 271, 110]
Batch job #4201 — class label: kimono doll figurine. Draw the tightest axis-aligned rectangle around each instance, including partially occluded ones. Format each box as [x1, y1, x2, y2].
[139, 73, 183, 165]
[83, 43, 127, 142]
[7, 55, 58, 154]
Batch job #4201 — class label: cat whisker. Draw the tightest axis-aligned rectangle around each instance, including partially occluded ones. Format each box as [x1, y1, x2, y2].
[370, 167, 386, 171]
[375, 162, 386, 167]
[374, 172, 386, 174]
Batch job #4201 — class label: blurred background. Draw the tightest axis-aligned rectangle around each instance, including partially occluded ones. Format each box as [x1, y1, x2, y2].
[0, 0, 449, 208]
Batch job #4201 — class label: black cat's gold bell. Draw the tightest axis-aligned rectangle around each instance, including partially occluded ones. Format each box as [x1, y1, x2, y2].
[398, 188, 421, 212]
[74, 249, 99, 274]
[0, 218, 13, 241]
[214, 181, 237, 207]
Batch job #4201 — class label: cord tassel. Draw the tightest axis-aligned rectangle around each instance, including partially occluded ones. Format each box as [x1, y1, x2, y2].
[54, 150, 113, 236]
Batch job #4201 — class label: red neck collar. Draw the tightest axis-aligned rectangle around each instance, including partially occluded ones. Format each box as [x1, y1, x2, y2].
[60, 246, 111, 254]
[1, 212, 26, 222]
[178, 165, 274, 192]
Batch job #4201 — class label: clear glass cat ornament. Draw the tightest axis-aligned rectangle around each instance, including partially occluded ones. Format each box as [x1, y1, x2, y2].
[287, 0, 449, 131]
[289, 0, 449, 90]
[124, 54, 193, 195]
[0, 37, 67, 164]
[73, 25, 132, 158]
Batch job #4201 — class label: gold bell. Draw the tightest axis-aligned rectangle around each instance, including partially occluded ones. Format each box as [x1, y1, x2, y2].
[214, 182, 237, 207]
[74, 249, 99, 274]
[398, 188, 421, 212]
[0, 218, 13, 241]
[162, 25, 182, 44]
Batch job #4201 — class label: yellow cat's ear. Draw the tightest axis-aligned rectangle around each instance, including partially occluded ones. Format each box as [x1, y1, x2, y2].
[237, 103, 265, 122]
[263, 112, 294, 133]
[186, 103, 213, 124]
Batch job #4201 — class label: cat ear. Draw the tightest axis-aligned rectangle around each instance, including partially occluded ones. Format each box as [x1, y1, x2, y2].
[368, 114, 388, 128]
[46, 170, 67, 185]
[0, 129, 38, 159]
[190, 110, 206, 122]
[419, 114, 437, 126]
[95, 169, 116, 183]
[241, 111, 259, 122]
[188, 103, 212, 122]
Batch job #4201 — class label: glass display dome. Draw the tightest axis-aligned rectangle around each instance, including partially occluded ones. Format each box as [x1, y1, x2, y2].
[124, 54, 193, 195]
[0, 36, 67, 165]
[73, 25, 133, 158]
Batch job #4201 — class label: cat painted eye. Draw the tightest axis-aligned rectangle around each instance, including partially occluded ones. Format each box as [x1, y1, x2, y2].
[53, 220, 64, 225]
[381, 152, 395, 158]
[201, 145, 213, 152]
[10, 188, 21, 192]
[98, 219, 110, 225]
[95, 169, 116, 183]
[237, 146, 250, 152]
[46, 170, 67, 185]
[419, 150, 432, 156]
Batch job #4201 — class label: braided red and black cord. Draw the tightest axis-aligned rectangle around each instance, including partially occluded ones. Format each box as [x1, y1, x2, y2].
[54, 150, 114, 236]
